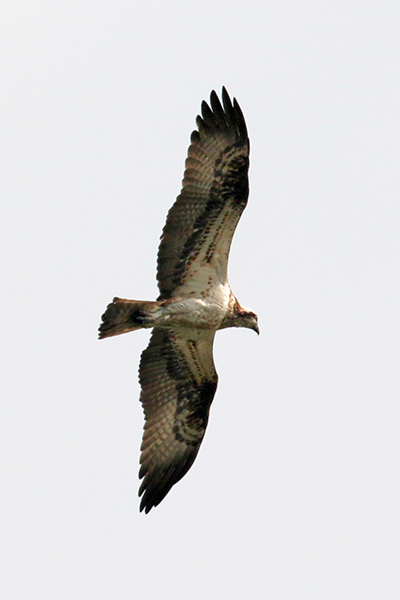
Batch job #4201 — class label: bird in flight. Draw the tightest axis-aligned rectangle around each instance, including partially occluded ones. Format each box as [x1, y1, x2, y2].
[99, 88, 258, 513]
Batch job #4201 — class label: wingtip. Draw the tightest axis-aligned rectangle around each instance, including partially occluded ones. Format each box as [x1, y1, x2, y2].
[192, 87, 248, 143]
[221, 86, 232, 109]
[210, 89, 218, 102]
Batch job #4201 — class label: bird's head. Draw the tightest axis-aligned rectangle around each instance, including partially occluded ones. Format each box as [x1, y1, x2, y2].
[236, 307, 259, 335]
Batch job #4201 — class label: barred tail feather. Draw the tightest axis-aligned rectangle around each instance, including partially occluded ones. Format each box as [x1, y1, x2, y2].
[98, 297, 160, 339]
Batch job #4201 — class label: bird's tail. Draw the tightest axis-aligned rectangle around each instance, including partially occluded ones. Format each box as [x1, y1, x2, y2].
[98, 297, 161, 339]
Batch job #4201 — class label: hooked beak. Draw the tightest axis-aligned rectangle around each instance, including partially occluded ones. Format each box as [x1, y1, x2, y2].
[252, 323, 260, 335]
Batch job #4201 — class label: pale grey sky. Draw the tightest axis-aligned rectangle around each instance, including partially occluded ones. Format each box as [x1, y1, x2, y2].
[1, 1, 399, 598]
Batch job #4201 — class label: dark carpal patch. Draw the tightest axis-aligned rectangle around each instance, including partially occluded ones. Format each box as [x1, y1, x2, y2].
[220, 155, 249, 206]
[173, 378, 217, 446]
[186, 380, 217, 427]
[130, 310, 146, 325]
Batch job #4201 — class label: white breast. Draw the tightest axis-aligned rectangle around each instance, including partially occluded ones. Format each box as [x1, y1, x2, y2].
[158, 283, 231, 330]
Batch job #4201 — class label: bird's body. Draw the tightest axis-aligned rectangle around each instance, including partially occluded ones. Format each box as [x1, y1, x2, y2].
[99, 88, 258, 513]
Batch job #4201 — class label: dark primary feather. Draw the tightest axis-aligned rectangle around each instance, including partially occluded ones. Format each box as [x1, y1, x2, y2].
[157, 87, 250, 300]
[138, 328, 218, 513]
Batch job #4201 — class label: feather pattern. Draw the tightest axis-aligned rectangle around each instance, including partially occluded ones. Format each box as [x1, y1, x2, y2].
[138, 327, 217, 513]
[157, 87, 250, 300]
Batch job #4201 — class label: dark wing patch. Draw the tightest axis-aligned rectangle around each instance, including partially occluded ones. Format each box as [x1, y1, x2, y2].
[157, 88, 250, 300]
[138, 328, 217, 513]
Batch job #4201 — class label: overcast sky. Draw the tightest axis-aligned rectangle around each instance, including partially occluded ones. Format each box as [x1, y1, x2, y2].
[1, 1, 399, 598]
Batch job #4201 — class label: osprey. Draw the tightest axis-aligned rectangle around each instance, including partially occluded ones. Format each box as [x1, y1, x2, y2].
[99, 88, 258, 513]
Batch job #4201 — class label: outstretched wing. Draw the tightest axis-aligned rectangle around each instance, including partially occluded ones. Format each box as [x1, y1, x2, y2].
[138, 327, 218, 513]
[157, 87, 250, 300]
